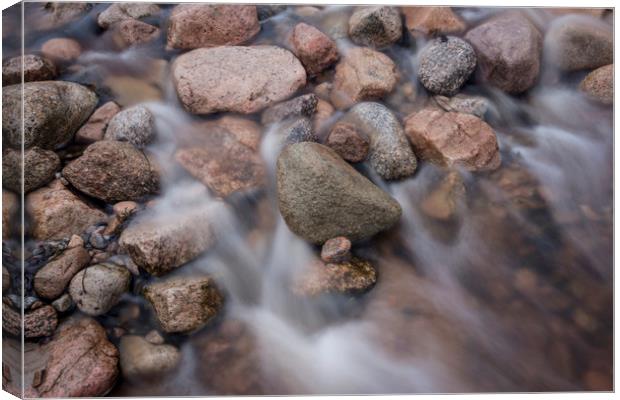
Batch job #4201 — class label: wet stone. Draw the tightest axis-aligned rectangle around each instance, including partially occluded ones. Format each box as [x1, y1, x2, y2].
[321, 237, 352, 263]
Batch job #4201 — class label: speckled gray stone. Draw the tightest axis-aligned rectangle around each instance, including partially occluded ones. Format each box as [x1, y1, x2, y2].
[276, 142, 402, 244]
[340, 102, 417, 180]
[418, 36, 476, 96]
[104, 105, 156, 148]
[348, 6, 403, 49]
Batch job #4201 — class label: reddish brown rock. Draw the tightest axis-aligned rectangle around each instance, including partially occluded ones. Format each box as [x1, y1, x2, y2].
[402, 7, 466, 37]
[210, 116, 262, 151]
[2, 54, 57, 86]
[3, 302, 58, 338]
[465, 13, 542, 93]
[97, 3, 160, 28]
[41, 37, 82, 63]
[175, 122, 265, 198]
[144, 276, 223, 333]
[579, 64, 613, 105]
[167, 4, 260, 50]
[34, 235, 90, 300]
[321, 236, 352, 263]
[290, 22, 339, 76]
[2, 190, 18, 240]
[313, 99, 335, 134]
[404, 107, 501, 171]
[37, 317, 119, 397]
[26, 180, 107, 241]
[330, 47, 398, 109]
[75, 101, 121, 144]
[293, 257, 377, 297]
[2, 147, 60, 193]
[62, 141, 159, 203]
[114, 19, 160, 48]
[172, 46, 306, 115]
[325, 122, 370, 163]
[119, 205, 218, 276]
[420, 171, 465, 221]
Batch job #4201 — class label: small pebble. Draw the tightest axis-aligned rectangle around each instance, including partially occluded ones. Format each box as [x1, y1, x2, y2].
[321, 237, 352, 263]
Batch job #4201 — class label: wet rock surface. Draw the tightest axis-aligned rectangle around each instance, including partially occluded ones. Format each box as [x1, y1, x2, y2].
[290, 23, 339, 76]
[3, 147, 60, 193]
[119, 335, 181, 380]
[293, 257, 377, 297]
[41, 37, 82, 63]
[331, 47, 398, 110]
[340, 102, 417, 180]
[3, 81, 97, 149]
[261, 94, 318, 125]
[26, 180, 107, 241]
[325, 122, 370, 163]
[465, 13, 542, 93]
[418, 36, 476, 96]
[432, 94, 490, 119]
[348, 6, 403, 49]
[75, 101, 122, 144]
[277, 142, 402, 244]
[2, 190, 18, 240]
[37, 317, 119, 397]
[104, 105, 156, 147]
[97, 3, 160, 29]
[404, 107, 500, 171]
[69, 263, 131, 316]
[144, 276, 224, 333]
[402, 7, 466, 37]
[113, 19, 160, 48]
[63, 140, 159, 203]
[172, 46, 306, 114]
[167, 5, 259, 50]
[2, 54, 57, 85]
[3, 302, 58, 338]
[321, 236, 352, 263]
[579, 64, 613, 105]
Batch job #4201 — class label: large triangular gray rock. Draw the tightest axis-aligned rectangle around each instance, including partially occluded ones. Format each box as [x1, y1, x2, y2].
[276, 142, 401, 244]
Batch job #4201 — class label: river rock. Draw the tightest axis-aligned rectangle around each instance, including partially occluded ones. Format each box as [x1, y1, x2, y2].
[41, 37, 82, 63]
[167, 4, 259, 50]
[545, 15, 612, 71]
[75, 101, 121, 144]
[52, 293, 74, 313]
[175, 122, 265, 198]
[34, 2, 92, 30]
[119, 206, 217, 276]
[257, 5, 287, 20]
[432, 94, 490, 119]
[113, 19, 160, 48]
[261, 94, 318, 125]
[26, 180, 107, 241]
[418, 36, 476, 96]
[143, 276, 224, 333]
[204, 115, 262, 151]
[119, 335, 180, 379]
[290, 23, 339, 76]
[3, 81, 97, 149]
[63, 141, 159, 203]
[340, 102, 417, 179]
[330, 47, 398, 110]
[404, 107, 501, 171]
[420, 171, 465, 221]
[321, 236, 352, 263]
[97, 3, 160, 29]
[2, 266, 9, 291]
[2, 190, 18, 240]
[2, 54, 57, 85]
[104, 105, 155, 147]
[276, 142, 402, 243]
[275, 117, 316, 145]
[348, 6, 402, 48]
[34, 235, 90, 300]
[402, 7, 466, 37]
[3, 147, 60, 193]
[37, 317, 119, 397]
[172, 46, 306, 114]
[293, 257, 377, 297]
[69, 263, 131, 316]
[3, 302, 58, 338]
[313, 99, 335, 133]
[465, 13, 542, 93]
[579, 64, 613, 105]
[325, 122, 370, 163]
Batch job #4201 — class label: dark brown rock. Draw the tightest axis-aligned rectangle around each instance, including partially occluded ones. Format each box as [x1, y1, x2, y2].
[465, 13, 542, 93]
[167, 5, 259, 50]
[37, 317, 119, 397]
[62, 141, 159, 203]
[3, 301, 58, 338]
[2, 190, 18, 240]
[325, 122, 370, 163]
[26, 180, 107, 241]
[404, 107, 501, 171]
[3, 147, 60, 193]
[290, 23, 339, 76]
[2, 54, 57, 86]
[420, 171, 465, 221]
[143, 276, 223, 333]
[34, 235, 90, 300]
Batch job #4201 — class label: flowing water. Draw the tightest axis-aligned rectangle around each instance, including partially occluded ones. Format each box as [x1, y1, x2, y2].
[2, 4, 613, 395]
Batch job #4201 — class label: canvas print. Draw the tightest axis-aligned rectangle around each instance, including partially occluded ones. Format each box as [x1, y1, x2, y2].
[1, 2, 614, 397]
